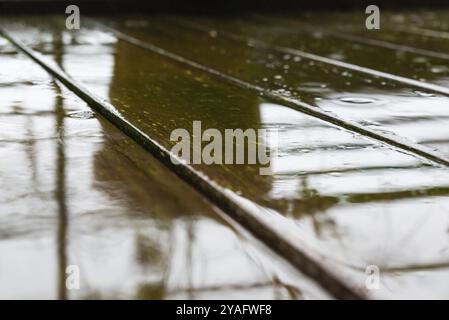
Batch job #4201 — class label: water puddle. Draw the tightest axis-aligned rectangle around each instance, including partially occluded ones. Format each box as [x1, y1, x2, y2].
[0, 36, 318, 299]
[2, 14, 449, 299]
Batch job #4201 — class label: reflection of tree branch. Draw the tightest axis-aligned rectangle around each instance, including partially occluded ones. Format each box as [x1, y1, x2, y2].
[0, 137, 58, 143]
[134, 224, 171, 300]
[186, 219, 195, 300]
[233, 229, 303, 299]
[276, 164, 426, 177]
[0, 111, 55, 116]
[344, 260, 449, 274]
[1, 191, 51, 203]
[346, 186, 449, 203]
[162, 280, 302, 298]
[25, 117, 39, 190]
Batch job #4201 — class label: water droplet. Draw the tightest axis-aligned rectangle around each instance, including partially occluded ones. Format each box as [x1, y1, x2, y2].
[68, 110, 95, 119]
[293, 56, 301, 62]
[247, 40, 257, 47]
[273, 88, 292, 97]
[359, 120, 381, 127]
[274, 75, 283, 80]
[296, 82, 329, 93]
[209, 30, 218, 38]
[329, 52, 345, 60]
[329, 172, 341, 177]
[413, 90, 436, 97]
[430, 65, 449, 73]
[339, 97, 376, 104]
[413, 57, 428, 64]
[391, 14, 405, 23]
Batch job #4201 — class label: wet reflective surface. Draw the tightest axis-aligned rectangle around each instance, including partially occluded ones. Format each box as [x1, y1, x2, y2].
[100, 15, 449, 158]
[2, 12, 449, 299]
[0, 38, 323, 299]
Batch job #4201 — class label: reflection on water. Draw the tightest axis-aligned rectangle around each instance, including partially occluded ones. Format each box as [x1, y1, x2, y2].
[2, 13, 449, 298]
[0, 30, 322, 300]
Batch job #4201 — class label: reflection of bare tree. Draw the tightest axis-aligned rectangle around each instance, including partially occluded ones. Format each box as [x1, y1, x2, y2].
[24, 117, 39, 190]
[90, 124, 226, 299]
[186, 219, 195, 300]
[297, 177, 339, 214]
[133, 230, 166, 299]
[85, 171, 304, 300]
[295, 177, 339, 236]
[269, 176, 339, 235]
[55, 84, 68, 300]
[52, 29, 68, 300]
[132, 218, 304, 299]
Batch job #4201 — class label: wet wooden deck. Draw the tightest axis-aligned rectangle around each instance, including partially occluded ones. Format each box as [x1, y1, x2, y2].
[1, 10, 449, 299]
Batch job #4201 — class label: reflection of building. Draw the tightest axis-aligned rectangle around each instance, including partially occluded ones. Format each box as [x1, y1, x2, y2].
[107, 32, 341, 220]
[108, 37, 276, 191]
